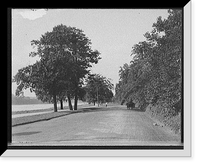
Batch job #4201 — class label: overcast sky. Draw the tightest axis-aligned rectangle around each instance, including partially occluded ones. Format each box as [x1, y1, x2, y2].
[12, 9, 169, 97]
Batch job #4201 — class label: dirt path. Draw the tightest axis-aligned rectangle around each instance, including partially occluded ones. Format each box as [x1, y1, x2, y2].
[11, 106, 181, 146]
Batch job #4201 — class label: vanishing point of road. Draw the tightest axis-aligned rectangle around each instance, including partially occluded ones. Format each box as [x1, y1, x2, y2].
[12, 105, 181, 146]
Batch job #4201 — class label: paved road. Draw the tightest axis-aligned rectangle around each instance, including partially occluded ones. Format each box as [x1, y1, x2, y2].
[12, 105, 181, 146]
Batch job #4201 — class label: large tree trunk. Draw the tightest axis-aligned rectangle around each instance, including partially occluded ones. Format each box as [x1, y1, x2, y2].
[73, 79, 78, 110]
[53, 93, 57, 112]
[60, 99, 63, 110]
[74, 93, 78, 110]
[67, 95, 73, 110]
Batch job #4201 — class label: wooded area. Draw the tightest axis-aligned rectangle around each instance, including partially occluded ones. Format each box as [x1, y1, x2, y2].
[114, 9, 182, 133]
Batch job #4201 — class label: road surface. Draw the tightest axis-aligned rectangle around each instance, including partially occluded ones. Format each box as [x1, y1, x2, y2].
[11, 105, 181, 146]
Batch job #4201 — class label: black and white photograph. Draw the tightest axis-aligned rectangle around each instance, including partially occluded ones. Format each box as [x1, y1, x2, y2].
[4, 3, 192, 157]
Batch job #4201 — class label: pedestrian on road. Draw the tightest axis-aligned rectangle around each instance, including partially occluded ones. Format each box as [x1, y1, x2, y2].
[106, 102, 108, 107]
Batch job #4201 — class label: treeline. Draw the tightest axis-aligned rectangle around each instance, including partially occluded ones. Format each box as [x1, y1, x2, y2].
[12, 94, 44, 105]
[115, 10, 182, 116]
[13, 25, 113, 112]
[84, 74, 114, 105]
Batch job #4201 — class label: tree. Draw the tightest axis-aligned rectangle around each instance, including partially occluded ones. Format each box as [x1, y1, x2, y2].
[85, 74, 114, 106]
[13, 24, 101, 112]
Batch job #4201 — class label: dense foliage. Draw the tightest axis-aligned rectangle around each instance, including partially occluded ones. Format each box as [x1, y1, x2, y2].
[84, 74, 114, 105]
[115, 9, 182, 114]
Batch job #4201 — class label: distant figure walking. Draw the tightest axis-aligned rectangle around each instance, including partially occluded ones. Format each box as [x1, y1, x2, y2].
[106, 102, 108, 107]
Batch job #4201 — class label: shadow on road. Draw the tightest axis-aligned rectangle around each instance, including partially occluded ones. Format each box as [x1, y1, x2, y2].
[76, 106, 145, 114]
[129, 108, 145, 112]
[79, 107, 107, 113]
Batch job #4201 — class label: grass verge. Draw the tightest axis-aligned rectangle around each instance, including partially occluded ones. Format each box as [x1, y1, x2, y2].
[12, 111, 81, 127]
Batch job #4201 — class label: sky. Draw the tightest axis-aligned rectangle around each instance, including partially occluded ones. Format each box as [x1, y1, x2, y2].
[12, 9, 169, 97]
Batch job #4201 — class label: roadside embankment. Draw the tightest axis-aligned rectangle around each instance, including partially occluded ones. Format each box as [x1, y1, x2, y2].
[145, 104, 181, 135]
